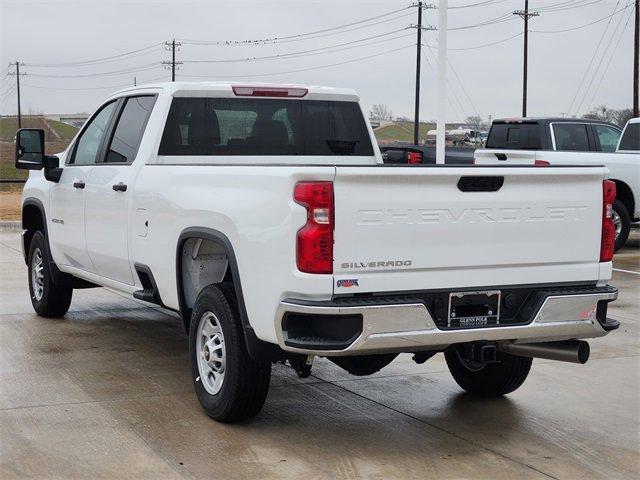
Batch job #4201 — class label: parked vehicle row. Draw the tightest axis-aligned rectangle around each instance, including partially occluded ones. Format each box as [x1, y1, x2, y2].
[16, 82, 620, 422]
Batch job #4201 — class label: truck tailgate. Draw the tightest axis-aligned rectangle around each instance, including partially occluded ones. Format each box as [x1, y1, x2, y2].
[333, 166, 606, 294]
[474, 149, 537, 164]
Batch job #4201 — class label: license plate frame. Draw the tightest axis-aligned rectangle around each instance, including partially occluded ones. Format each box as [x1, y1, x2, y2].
[447, 290, 501, 329]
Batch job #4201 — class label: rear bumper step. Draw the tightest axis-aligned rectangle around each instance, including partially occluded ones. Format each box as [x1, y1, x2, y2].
[275, 285, 618, 356]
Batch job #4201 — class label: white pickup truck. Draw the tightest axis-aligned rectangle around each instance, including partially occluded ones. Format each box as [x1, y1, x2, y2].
[475, 117, 640, 250]
[16, 82, 619, 422]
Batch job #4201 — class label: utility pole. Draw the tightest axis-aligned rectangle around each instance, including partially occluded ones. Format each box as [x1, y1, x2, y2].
[634, 0, 639, 117]
[409, 2, 435, 145]
[134, 76, 137, 86]
[8, 61, 26, 129]
[414, 1, 423, 145]
[436, 0, 447, 164]
[162, 39, 183, 82]
[514, 1, 539, 117]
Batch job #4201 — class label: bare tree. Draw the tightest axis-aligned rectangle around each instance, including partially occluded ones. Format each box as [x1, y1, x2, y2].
[584, 105, 633, 127]
[369, 104, 393, 121]
[464, 115, 489, 130]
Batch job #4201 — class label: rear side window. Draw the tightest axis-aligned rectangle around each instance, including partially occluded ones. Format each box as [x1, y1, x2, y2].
[618, 123, 640, 151]
[485, 123, 540, 149]
[158, 98, 374, 156]
[105, 96, 156, 163]
[553, 123, 590, 151]
[593, 124, 621, 152]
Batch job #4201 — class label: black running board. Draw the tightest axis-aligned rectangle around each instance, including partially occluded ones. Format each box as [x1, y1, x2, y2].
[133, 288, 159, 305]
[133, 264, 164, 307]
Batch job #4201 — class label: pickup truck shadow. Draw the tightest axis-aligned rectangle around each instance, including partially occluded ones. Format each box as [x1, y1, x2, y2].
[19, 303, 589, 477]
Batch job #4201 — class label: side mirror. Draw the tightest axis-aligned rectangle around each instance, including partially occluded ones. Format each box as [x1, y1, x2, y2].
[15, 128, 45, 170]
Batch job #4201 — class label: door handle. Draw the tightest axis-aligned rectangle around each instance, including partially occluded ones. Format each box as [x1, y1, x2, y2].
[112, 183, 127, 192]
[73, 181, 85, 189]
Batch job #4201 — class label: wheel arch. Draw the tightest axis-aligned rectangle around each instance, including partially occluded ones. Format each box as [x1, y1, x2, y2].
[21, 198, 48, 265]
[176, 227, 283, 361]
[611, 179, 635, 220]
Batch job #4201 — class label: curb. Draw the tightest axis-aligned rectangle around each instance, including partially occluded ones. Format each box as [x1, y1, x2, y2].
[0, 221, 21, 232]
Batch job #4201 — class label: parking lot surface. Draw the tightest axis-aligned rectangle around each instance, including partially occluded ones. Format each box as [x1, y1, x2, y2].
[1, 230, 638, 480]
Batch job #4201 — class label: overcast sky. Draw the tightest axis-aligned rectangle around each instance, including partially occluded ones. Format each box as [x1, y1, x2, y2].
[0, 0, 636, 121]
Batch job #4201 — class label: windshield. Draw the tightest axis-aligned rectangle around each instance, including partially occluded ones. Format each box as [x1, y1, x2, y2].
[159, 97, 374, 156]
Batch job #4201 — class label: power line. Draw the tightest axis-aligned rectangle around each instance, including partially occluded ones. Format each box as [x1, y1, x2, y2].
[421, 48, 466, 120]
[429, 31, 523, 50]
[448, 0, 511, 9]
[532, 3, 632, 33]
[447, 57, 480, 117]
[574, 0, 631, 114]
[585, 7, 634, 112]
[536, 0, 603, 13]
[180, 44, 415, 79]
[26, 63, 162, 79]
[178, 6, 412, 46]
[566, 0, 621, 115]
[181, 29, 412, 64]
[20, 75, 168, 91]
[448, 13, 516, 30]
[23, 42, 164, 67]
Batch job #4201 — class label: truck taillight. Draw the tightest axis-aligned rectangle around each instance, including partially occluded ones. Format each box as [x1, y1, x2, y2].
[407, 152, 422, 164]
[600, 180, 616, 262]
[294, 182, 334, 274]
[534, 160, 550, 166]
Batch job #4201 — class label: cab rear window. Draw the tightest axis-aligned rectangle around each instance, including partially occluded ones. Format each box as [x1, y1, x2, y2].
[485, 123, 541, 149]
[618, 123, 640, 151]
[159, 98, 374, 156]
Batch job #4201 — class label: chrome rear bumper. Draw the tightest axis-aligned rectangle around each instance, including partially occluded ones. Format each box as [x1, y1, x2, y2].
[275, 286, 618, 356]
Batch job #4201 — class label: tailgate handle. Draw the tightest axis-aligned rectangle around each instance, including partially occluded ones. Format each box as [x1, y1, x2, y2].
[458, 176, 504, 192]
[495, 153, 507, 161]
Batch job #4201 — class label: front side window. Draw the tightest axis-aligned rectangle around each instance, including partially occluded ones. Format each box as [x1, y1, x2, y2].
[105, 96, 156, 163]
[553, 123, 590, 151]
[618, 123, 640, 151]
[593, 125, 621, 152]
[158, 98, 374, 156]
[71, 101, 117, 164]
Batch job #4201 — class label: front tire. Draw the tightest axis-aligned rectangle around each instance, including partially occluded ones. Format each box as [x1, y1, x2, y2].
[612, 200, 630, 252]
[27, 231, 72, 317]
[189, 283, 271, 422]
[445, 347, 532, 396]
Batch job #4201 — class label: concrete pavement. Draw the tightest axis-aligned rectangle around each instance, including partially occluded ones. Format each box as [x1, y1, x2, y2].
[1, 230, 638, 480]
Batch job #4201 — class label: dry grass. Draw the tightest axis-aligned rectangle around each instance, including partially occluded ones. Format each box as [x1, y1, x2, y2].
[0, 184, 23, 221]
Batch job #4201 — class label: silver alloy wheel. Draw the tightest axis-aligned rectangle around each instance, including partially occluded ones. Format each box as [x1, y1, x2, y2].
[31, 248, 44, 301]
[612, 209, 622, 239]
[196, 311, 226, 395]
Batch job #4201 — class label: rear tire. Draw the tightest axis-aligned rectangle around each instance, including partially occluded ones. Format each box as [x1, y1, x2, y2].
[445, 347, 532, 396]
[189, 283, 271, 422]
[27, 231, 72, 317]
[612, 200, 630, 252]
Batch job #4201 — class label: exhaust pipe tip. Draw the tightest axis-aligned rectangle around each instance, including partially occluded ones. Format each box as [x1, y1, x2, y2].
[576, 340, 590, 364]
[498, 340, 590, 364]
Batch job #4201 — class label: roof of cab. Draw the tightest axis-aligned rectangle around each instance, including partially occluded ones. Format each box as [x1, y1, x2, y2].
[110, 81, 360, 102]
